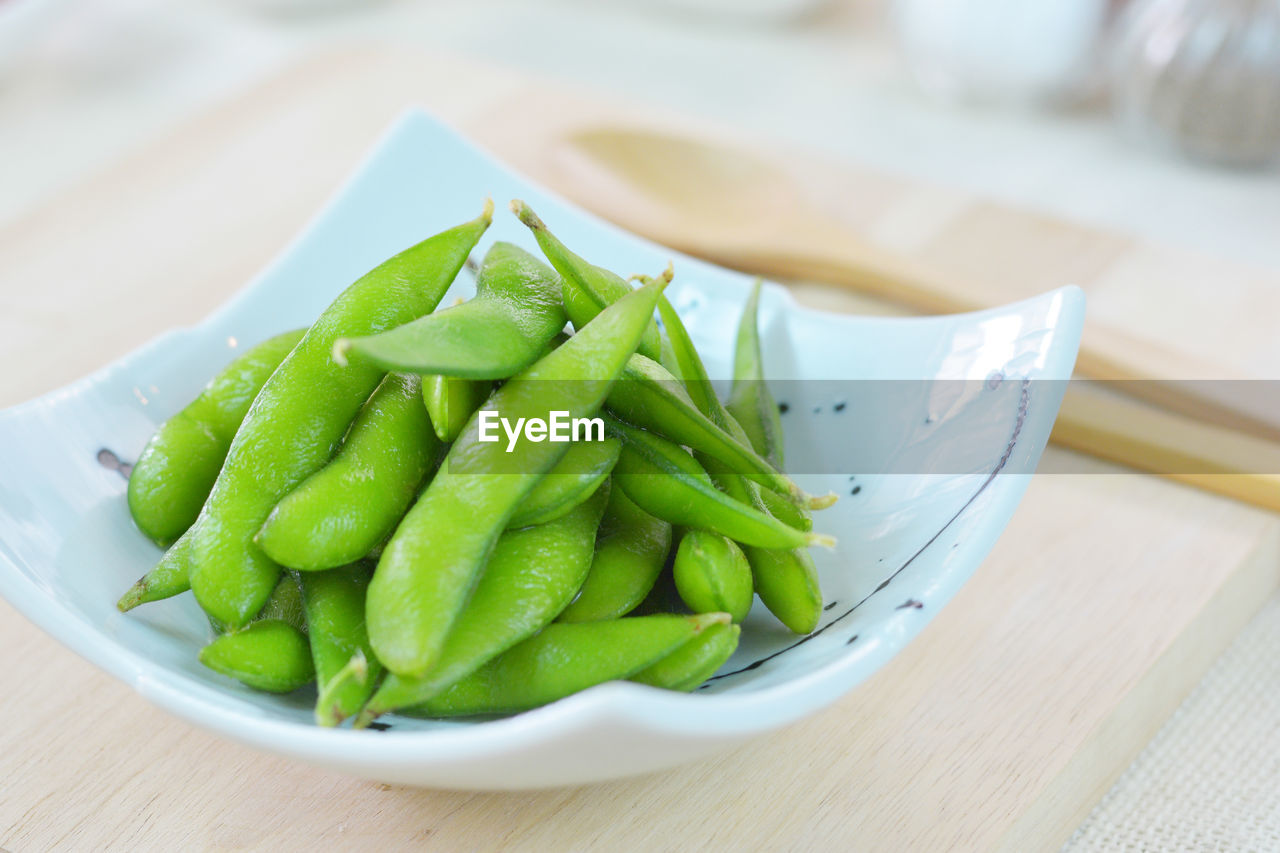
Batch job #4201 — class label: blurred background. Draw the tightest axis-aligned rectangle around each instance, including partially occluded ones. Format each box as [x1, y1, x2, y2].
[2, 0, 1278, 264]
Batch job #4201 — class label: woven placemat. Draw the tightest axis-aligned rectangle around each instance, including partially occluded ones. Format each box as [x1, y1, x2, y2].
[1065, 591, 1280, 850]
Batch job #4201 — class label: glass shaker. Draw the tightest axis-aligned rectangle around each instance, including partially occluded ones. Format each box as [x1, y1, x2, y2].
[1110, 0, 1280, 167]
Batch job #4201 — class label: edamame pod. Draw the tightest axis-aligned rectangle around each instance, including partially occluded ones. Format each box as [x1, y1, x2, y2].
[117, 529, 194, 612]
[609, 418, 826, 551]
[727, 280, 785, 469]
[202, 562, 305, 636]
[301, 563, 381, 726]
[257, 570, 307, 632]
[334, 242, 566, 379]
[557, 485, 672, 623]
[657, 297, 826, 633]
[722, 282, 814, 531]
[630, 620, 740, 691]
[367, 278, 667, 677]
[760, 486, 812, 532]
[511, 200, 664, 364]
[357, 484, 609, 723]
[412, 613, 729, 717]
[189, 204, 491, 629]
[506, 438, 620, 529]
[709, 459, 822, 634]
[743, 542, 822, 634]
[608, 354, 803, 504]
[128, 329, 305, 546]
[198, 620, 314, 693]
[423, 374, 491, 443]
[673, 529, 754, 623]
[256, 373, 440, 570]
[655, 296, 722, 419]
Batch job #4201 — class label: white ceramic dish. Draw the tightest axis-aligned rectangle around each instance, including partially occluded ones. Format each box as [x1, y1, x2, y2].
[0, 110, 1083, 790]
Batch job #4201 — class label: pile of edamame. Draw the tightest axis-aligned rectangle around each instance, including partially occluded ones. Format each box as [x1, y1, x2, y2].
[118, 200, 836, 727]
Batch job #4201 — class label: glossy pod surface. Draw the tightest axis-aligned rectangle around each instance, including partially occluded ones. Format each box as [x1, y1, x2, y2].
[423, 374, 491, 443]
[609, 418, 813, 551]
[337, 242, 566, 379]
[607, 354, 802, 504]
[366, 279, 666, 677]
[198, 620, 314, 694]
[188, 207, 490, 629]
[414, 613, 728, 717]
[727, 280, 786, 469]
[301, 563, 380, 726]
[360, 484, 609, 723]
[513, 200, 664, 364]
[557, 485, 672, 623]
[127, 328, 304, 546]
[117, 528, 194, 612]
[630, 620, 741, 691]
[657, 296, 826, 634]
[506, 438, 620, 530]
[673, 529, 754, 624]
[257, 372, 440, 571]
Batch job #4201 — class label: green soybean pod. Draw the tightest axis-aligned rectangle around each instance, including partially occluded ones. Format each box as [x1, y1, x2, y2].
[557, 484, 672, 623]
[198, 568, 311, 681]
[673, 529, 754, 624]
[356, 484, 610, 724]
[366, 278, 667, 678]
[117, 528, 194, 612]
[189, 204, 491, 630]
[727, 280, 785, 469]
[760, 486, 813, 532]
[630, 620, 740, 691]
[202, 562, 306, 637]
[256, 373, 440, 571]
[128, 329, 305, 546]
[743, 541, 822, 634]
[607, 354, 804, 504]
[506, 438, 620, 529]
[511, 200, 664, 364]
[335, 242, 567, 379]
[707, 420, 823, 632]
[423, 374, 492, 443]
[198, 620, 314, 693]
[413, 613, 729, 717]
[705, 455, 822, 635]
[656, 296, 825, 634]
[256, 570, 307, 632]
[301, 563, 381, 726]
[608, 418, 826, 551]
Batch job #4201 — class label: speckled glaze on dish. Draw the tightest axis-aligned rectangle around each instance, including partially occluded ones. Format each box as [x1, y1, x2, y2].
[0, 110, 1083, 789]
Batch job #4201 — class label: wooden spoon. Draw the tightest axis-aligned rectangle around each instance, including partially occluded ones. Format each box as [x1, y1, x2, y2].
[552, 126, 1280, 447]
[530, 125, 1280, 511]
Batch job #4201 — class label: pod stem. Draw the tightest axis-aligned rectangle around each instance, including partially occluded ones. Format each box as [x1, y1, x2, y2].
[629, 263, 675, 287]
[806, 532, 837, 550]
[116, 578, 149, 613]
[688, 611, 733, 632]
[331, 338, 353, 368]
[315, 651, 369, 728]
[510, 198, 543, 230]
[804, 492, 839, 511]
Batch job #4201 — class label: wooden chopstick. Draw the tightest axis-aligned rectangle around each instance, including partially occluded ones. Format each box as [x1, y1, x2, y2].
[1052, 385, 1280, 513]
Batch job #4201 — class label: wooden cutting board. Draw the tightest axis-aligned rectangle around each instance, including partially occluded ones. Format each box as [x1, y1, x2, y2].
[3, 49, 1279, 852]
